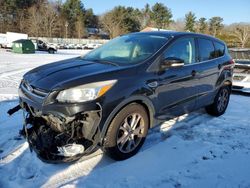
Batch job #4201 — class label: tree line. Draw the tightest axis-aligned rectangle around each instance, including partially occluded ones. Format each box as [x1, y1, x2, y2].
[0, 0, 98, 38]
[0, 1, 249, 47]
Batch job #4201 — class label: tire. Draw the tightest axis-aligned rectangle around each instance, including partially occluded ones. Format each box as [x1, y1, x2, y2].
[205, 85, 231, 116]
[104, 103, 149, 160]
[48, 48, 55, 54]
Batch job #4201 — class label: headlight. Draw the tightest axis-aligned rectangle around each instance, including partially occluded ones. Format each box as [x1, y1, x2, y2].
[56, 80, 117, 103]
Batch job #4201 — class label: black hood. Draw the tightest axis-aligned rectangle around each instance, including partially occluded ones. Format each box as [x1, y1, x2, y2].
[24, 57, 124, 91]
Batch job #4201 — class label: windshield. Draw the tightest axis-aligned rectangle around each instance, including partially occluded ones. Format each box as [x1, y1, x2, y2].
[83, 34, 168, 64]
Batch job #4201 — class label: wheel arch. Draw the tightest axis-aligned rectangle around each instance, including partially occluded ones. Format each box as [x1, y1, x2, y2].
[216, 68, 233, 89]
[100, 95, 155, 144]
[223, 80, 232, 88]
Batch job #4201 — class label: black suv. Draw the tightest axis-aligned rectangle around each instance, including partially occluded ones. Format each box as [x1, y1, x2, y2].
[17, 32, 234, 162]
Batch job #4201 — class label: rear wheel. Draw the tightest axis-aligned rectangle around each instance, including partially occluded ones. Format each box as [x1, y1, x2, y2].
[205, 85, 231, 116]
[104, 103, 149, 160]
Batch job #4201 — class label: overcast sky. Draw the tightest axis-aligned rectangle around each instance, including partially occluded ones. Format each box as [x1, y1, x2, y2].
[83, 0, 250, 25]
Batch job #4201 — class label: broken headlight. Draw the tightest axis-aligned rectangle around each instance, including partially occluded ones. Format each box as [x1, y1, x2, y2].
[56, 80, 117, 103]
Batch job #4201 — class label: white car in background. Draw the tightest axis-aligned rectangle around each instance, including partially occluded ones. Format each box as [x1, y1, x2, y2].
[230, 49, 250, 93]
[83, 43, 102, 49]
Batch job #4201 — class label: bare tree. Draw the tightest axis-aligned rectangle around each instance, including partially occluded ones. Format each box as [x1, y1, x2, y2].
[232, 25, 250, 48]
[100, 11, 124, 38]
[27, 3, 59, 37]
[140, 3, 151, 29]
[169, 18, 185, 31]
[27, 6, 43, 37]
[41, 3, 59, 37]
[75, 15, 85, 39]
[17, 10, 27, 33]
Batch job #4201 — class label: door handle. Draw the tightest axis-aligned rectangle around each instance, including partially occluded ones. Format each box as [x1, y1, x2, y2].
[191, 70, 196, 77]
[218, 64, 222, 70]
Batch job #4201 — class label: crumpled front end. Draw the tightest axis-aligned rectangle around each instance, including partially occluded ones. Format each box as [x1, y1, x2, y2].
[15, 78, 104, 163]
[20, 102, 102, 163]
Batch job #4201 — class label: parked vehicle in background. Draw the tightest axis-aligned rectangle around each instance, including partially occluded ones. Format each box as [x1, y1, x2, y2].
[58, 43, 66, 49]
[230, 48, 250, 93]
[0, 33, 7, 48]
[1, 32, 28, 48]
[64, 43, 75, 49]
[83, 43, 102, 49]
[17, 31, 233, 163]
[32, 39, 57, 54]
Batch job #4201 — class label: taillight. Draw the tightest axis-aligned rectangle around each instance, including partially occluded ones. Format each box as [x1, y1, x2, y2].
[229, 59, 235, 65]
[223, 59, 235, 70]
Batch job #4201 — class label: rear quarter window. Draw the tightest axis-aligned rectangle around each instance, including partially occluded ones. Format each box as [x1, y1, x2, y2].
[214, 42, 225, 57]
[198, 38, 216, 61]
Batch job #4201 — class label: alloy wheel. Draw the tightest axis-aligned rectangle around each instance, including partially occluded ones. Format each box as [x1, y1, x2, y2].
[217, 88, 229, 112]
[116, 113, 145, 153]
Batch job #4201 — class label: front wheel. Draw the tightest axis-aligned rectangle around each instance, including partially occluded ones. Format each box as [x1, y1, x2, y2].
[48, 48, 55, 54]
[104, 103, 149, 160]
[205, 85, 231, 116]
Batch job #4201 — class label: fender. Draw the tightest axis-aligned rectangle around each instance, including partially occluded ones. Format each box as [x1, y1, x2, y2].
[100, 95, 156, 143]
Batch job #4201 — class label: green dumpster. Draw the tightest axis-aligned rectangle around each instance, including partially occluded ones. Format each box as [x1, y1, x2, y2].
[12, 39, 35, 54]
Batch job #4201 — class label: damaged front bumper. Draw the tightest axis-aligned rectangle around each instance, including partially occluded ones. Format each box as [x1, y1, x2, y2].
[17, 85, 103, 163]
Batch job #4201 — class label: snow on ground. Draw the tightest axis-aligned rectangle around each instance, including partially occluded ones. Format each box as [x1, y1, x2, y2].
[0, 50, 250, 188]
[0, 49, 89, 100]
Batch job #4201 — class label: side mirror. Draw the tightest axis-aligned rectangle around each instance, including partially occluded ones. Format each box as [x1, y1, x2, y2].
[160, 57, 184, 69]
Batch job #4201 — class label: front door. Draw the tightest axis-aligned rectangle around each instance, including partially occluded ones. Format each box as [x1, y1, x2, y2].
[153, 37, 199, 119]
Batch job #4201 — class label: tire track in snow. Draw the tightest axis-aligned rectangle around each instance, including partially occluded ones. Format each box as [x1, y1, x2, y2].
[0, 142, 28, 165]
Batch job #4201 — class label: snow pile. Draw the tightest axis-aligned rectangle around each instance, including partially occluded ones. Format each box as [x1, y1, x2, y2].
[0, 50, 250, 188]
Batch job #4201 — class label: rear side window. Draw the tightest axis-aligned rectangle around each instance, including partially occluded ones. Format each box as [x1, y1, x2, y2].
[164, 37, 196, 65]
[214, 42, 225, 57]
[198, 38, 215, 61]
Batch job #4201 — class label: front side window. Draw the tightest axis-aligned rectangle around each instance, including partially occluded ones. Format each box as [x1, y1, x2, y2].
[83, 34, 168, 65]
[198, 38, 215, 61]
[164, 37, 196, 65]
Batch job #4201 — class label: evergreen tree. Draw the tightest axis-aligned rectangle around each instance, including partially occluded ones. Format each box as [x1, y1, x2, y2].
[209, 16, 224, 36]
[150, 3, 172, 29]
[61, 0, 85, 38]
[185, 11, 196, 32]
[198, 17, 207, 33]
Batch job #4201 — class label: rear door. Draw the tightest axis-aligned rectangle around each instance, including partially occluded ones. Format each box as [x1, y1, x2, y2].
[194, 38, 221, 108]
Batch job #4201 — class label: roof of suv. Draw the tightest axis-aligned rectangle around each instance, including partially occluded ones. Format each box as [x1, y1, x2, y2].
[131, 31, 225, 44]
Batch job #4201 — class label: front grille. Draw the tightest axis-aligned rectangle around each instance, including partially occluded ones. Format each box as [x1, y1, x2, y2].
[21, 80, 49, 98]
